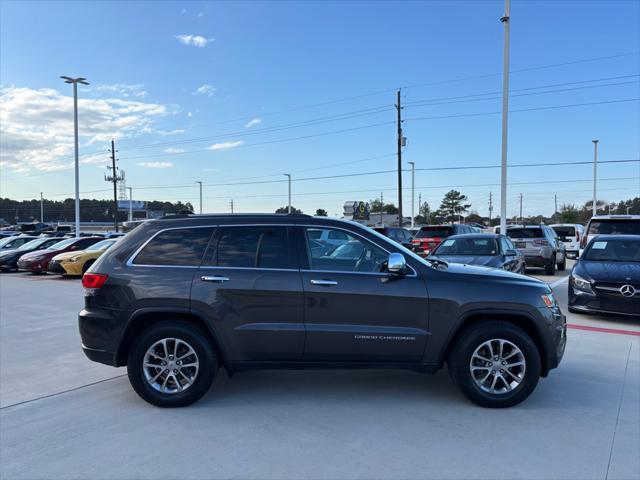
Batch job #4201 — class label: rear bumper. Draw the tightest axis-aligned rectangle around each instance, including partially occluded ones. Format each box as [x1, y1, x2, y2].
[523, 255, 551, 267]
[78, 307, 127, 366]
[82, 345, 117, 366]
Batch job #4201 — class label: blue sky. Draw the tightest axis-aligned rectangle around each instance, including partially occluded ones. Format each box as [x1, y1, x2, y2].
[1, 0, 639, 218]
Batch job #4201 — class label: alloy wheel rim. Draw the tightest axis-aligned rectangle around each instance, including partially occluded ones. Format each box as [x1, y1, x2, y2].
[469, 339, 526, 395]
[143, 338, 199, 394]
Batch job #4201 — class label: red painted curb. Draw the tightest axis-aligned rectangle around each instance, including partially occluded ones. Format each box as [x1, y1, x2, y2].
[567, 323, 640, 337]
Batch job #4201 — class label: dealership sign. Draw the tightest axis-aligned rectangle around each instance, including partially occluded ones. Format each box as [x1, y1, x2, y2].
[343, 201, 370, 220]
[117, 200, 146, 211]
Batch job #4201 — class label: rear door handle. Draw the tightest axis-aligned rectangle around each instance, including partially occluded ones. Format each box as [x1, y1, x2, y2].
[310, 279, 338, 286]
[201, 275, 230, 283]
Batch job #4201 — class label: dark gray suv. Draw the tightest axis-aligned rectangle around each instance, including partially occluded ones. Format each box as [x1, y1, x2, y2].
[79, 214, 566, 408]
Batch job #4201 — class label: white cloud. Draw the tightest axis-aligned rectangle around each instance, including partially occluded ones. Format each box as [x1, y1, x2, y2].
[180, 8, 187, 14]
[163, 147, 185, 154]
[193, 84, 216, 97]
[208, 140, 244, 151]
[175, 34, 214, 47]
[0, 86, 169, 173]
[95, 84, 147, 98]
[187, 111, 193, 117]
[245, 118, 262, 128]
[137, 162, 174, 169]
[197, 11, 204, 18]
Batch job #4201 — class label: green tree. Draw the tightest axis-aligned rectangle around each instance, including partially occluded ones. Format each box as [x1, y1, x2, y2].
[315, 208, 328, 216]
[414, 201, 431, 225]
[439, 190, 471, 224]
[275, 206, 303, 214]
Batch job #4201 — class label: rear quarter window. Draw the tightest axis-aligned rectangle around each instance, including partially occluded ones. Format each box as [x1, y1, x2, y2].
[133, 227, 215, 266]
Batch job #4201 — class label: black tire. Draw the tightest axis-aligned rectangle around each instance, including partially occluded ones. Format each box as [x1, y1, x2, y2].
[557, 255, 566, 271]
[448, 321, 541, 408]
[127, 320, 218, 407]
[544, 256, 556, 275]
[82, 259, 95, 274]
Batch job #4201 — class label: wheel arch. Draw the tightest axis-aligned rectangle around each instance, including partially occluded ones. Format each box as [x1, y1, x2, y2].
[115, 308, 233, 375]
[439, 310, 550, 376]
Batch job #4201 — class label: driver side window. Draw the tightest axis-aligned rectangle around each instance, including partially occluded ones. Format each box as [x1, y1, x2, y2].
[304, 227, 388, 273]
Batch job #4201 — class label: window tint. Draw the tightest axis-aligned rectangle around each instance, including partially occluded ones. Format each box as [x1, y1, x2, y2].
[134, 228, 214, 266]
[587, 219, 640, 235]
[415, 227, 453, 239]
[328, 230, 349, 241]
[552, 226, 576, 240]
[305, 227, 387, 273]
[435, 238, 498, 256]
[210, 226, 291, 269]
[506, 228, 543, 239]
[500, 238, 511, 253]
[583, 239, 640, 262]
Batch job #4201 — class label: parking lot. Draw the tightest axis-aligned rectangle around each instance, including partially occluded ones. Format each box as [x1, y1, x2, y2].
[0, 262, 638, 480]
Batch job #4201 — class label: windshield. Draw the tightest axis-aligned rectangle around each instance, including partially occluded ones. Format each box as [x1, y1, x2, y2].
[47, 238, 77, 251]
[506, 228, 543, 239]
[86, 239, 116, 251]
[415, 227, 452, 239]
[434, 238, 498, 256]
[0, 237, 18, 248]
[587, 219, 640, 236]
[583, 239, 640, 262]
[17, 238, 49, 251]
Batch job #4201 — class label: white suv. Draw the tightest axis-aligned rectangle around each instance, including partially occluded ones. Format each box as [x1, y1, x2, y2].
[551, 224, 584, 259]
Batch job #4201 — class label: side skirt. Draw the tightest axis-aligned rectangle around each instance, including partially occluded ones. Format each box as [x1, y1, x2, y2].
[231, 360, 440, 374]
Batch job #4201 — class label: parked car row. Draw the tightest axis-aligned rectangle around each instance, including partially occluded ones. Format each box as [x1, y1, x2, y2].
[0, 234, 120, 275]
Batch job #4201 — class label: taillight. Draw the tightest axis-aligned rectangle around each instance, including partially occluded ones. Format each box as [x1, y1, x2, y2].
[82, 273, 108, 289]
[534, 239, 549, 246]
[576, 231, 580, 243]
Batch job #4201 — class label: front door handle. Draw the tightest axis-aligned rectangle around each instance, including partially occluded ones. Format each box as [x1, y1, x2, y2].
[201, 275, 230, 283]
[310, 279, 338, 286]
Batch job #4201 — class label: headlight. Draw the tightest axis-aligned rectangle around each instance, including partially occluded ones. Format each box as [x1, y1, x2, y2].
[541, 293, 557, 308]
[571, 273, 594, 294]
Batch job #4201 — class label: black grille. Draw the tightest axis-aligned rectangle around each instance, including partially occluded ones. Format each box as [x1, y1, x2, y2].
[48, 261, 65, 274]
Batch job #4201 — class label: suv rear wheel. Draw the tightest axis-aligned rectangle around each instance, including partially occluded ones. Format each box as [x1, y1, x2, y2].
[448, 321, 541, 408]
[545, 255, 556, 275]
[127, 321, 217, 407]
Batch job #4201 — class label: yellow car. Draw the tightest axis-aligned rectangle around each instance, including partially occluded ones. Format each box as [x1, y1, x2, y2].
[48, 238, 118, 276]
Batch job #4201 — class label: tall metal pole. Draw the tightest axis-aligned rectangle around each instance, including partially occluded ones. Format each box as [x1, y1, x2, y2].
[499, 0, 511, 236]
[409, 161, 415, 228]
[519, 193, 523, 223]
[128, 187, 133, 222]
[489, 192, 493, 226]
[110, 139, 118, 232]
[554, 194, 558, 221]
[592, 139, 599, 216]
[40, 192, 44, 222]
[195, 181, 203, 214]
[284, 174, 291, 213]
[396, 90, 403, 227]
[61, 76, 88, 237]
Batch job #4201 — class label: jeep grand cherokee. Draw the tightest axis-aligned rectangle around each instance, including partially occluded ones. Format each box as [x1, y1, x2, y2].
[79, 214, 566, 408]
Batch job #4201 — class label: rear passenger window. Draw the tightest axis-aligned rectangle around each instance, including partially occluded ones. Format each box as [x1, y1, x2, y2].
[133, 228, 214, 266]
[209, 226, 292, 269]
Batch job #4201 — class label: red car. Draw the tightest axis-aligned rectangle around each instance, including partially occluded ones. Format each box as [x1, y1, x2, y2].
[17, 236, 103, 273]
[412, 225, 475, 257]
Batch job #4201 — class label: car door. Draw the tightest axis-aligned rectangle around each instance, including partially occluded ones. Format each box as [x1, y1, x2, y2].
[190, 225, 305, 363]
[298, 225, 429, 362]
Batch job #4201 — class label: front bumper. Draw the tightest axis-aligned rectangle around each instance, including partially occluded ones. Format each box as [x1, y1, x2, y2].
[47, 259, 67, 275]
[569, 285, 640, 317]
[17, 258, 45, 272]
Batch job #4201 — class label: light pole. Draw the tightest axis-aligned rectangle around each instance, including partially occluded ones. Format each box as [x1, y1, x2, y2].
[499, 0, 511, 237]
[40, 192, 44, 223]
[284, 174, 291, 213]
[592, 139, 599, 217]
[60, 76, 89, 237]
[195, 181, 203, 214]
[128, 187, 133, 222]
[408, 161, 415, 228]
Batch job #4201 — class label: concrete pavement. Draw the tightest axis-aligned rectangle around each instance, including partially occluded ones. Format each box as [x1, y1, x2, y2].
[1, 268, 638, 480]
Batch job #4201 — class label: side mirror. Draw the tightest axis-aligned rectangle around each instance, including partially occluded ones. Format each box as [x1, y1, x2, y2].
[505, 249, 518, 256]
[387, 252, 407, 275]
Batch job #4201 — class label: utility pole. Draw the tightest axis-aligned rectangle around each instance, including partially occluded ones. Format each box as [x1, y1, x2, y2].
[409, 161, 415, 228]
[489, 192, 493, 226]
[61, 76, 89, 237]
[195, 181, 203, 214]
[395, 89, 403, 227]
[554, 194, 558, 221]
[519, 193, 523, 224]
[418, 193, 422, 225]
[40, 192, 44, 223]
[499, 0, 511, 238]
[230, 199, 234, 214]
[128, 187, 133, 222]
[592, 139, 599, 216]
[105, 139, 123, 232]
[380, 192, 384, 225]
[284, 174, 291, 213]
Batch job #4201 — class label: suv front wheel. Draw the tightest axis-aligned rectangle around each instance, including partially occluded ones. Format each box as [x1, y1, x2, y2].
[448, 321, 541, 408]
[127, 321, 218, 407]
